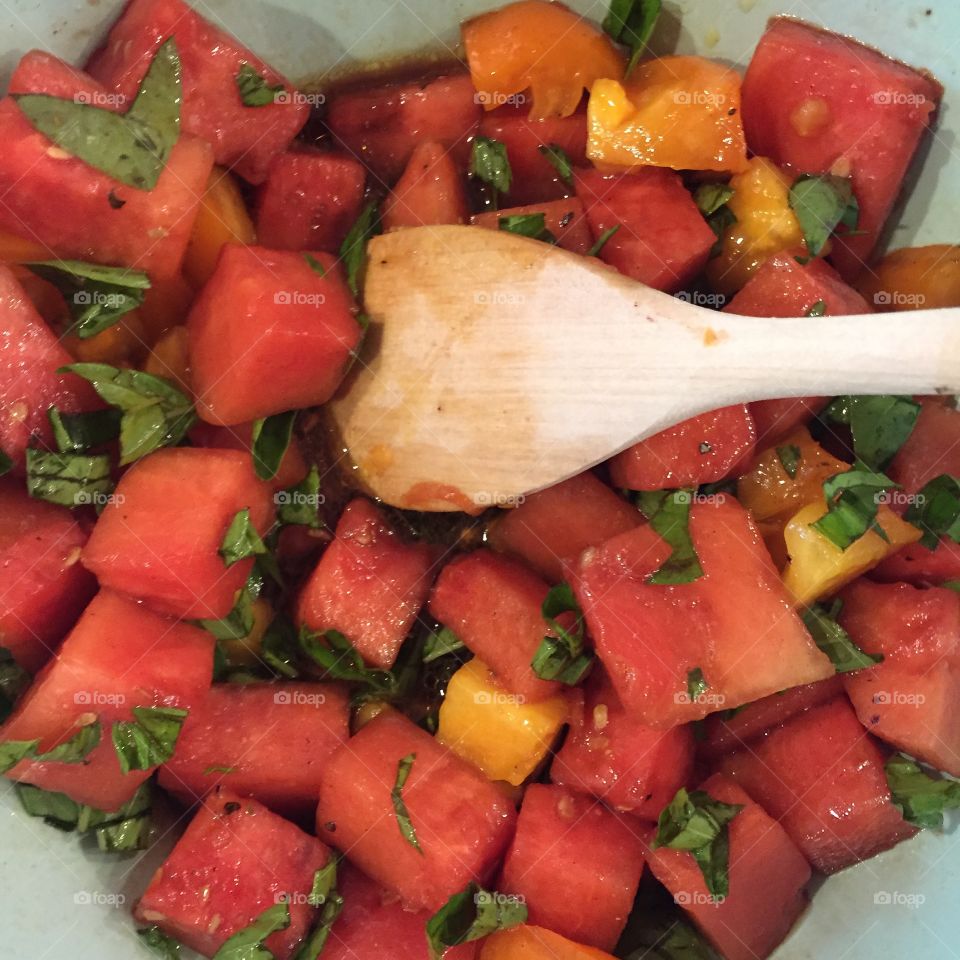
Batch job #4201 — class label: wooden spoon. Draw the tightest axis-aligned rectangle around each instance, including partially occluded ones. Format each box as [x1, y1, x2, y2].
[329, 225, 960, 513]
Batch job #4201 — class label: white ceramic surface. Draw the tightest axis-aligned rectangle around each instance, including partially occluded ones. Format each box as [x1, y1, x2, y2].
[1, 1, 959, 958]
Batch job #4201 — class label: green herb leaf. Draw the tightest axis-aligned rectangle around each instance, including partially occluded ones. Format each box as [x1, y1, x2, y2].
[822, 395, 920, 470]
[653, 787, 744, 900]
[811, 465, 896, 550]
[636, 490, 704, 585]
[138, 926, 182, 959]
[602, 0, 662, 73]
[293, 860, 344, 960]
[693, 183, 734, 218]
[426, 884, 528, 959]
[25, 448, 113, 508]
[304, 253, 326, 276]
[276, 464, 323, 528]
[0, 449, 11, 475]
[15, 784, 82, 831]
[623, 916, 713, 960]
[788, 174, 860, 258]
[531, 583, 593, 685]
[299, 628, 396, 695]
[236, 63, 285, 107]
[48, 406, 121, 453]
[392, 753, 423, 853]
[686, 667, 708, 701]
[212, 902, 291, 960]
[196, 571, 263, 641]
[538, 144, 574, 187]
[0, 739, 39, 774]
[423, 627, 465, 664]
[1, 719, 101, 773]
[801, 599, 882, 673]
[805, 299, 827, 318]
[340, 200, 382, 298]
[250, 412, 296, 481]
[587, 224, 621, 258]
[498, 212, 557, 244]
[776, 444, 802, 479]
[471, 137, 512, 196]
[885, 754, 960, 829]
[261, 615, 301, 678]
[0, 647, 31, 724]
[903, 474, 960, 550]
[220, 508, 268, 567]
[111, 706, 188, 775]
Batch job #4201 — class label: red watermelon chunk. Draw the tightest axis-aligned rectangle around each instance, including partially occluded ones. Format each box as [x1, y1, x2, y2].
[872, 540, 960, 586]
[574, 168, 716, 292]
[0, 479, 96, 674]
[327, 73, 481, 185]
[571, 496, 833, 727]
[256, 150, 367, 252]
[82, 447, 275, 621]
[608, 404, 757, 491]
[297, 498, 438, 669]
[749, 396, 828, 447]
[472, 198, 593, 254]
[645, 774, 810, 960]
[719, 697, 917, 873]
[315, 709, 517, 911]
[188, 246, 362, 426]
[741, 17, 942, 279]
[499, 783, 645, 951]
[158, 681, 349, 819]
[429, 550, 561, 702]
[382, 141, 470, 230]
[135, 788, 330, 959]
[839, 580, 960, 776]
[86, 0, 308, 183]
[9, 49, 114, 101]
[2, 589, 213, 811]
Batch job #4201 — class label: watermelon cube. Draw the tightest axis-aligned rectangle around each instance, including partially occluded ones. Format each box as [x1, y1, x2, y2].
[719, 697, 917, 873]
[500, 784, 646, 951]
[2, 589, 213, 811]
[86, 0, 309, 183]
[741, 17, 942, 279]
[749, 396, 828, 447]
[256, 150, 367, 252]
[315, 709, 517, 910]
[297, 498, 438, 669]
[872, 540, 960, 586]
[574, 168, 716, 292]
[608, 405, 757, 491]
[188, 245, 362, 425]
[571, 496, 833, 726]
[645, 774, 810, 960]
[382, 141, 470, 230]
[82, 447, 275, 620]
[135, 789, 330, 959]
[429, 550, 561, 702]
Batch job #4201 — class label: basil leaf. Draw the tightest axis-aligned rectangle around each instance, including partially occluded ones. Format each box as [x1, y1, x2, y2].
[531, 583, 593, 685]
[498, 212, 556, 244]
[426, 884, 528, 959]
[299, 628, 396, 694]
[261, 615, 301, 679]
[653, 787, 743, 900]
[138, 926, 182, 959]
[822, 395, 920, 471]
[15, 784, 82, 831]
[636, 490, 704, 585]
[0, 647, 31, 724]
[220, 508, 268, 567]
[48, 406, 121, 454]
[886, 754, 960, 829]
[776, 444, 802, 479]
[587, 224, 621, 258]
[250, 412, 296, 481]
[236, 63, 284, 107]
[1, 719, 101, 773]
[801, 600, 882, 673]
[423, 626, 464, 664]
[602, 0, 662, 73]
[693, 183, 734, 218]
[62, 362, 196, 465]
[0, 449, 11, 475]
[276, 465, 323, 528]
[686, 667, 708, 701]
[196, 571, 263, 641]
[904, 474, 960, 550]
[788, 174, 860, 258]
[111, 706, 188, 774]
[294, 860, 344, 960]
[811, 465, 896, 551]
[25, 448, 113, 508]
[212, 902, 291, 960]
[805, 299, 827, 318]
[538, 144, 574, 187]
[340, 200, 382, 298]
[622, 915, 713, 960]
[13, 38, 181, 190]
[304, 253, 326, 276]
[471, 137, 512, 197]
[0, 739, 39, 774]
[392, 753, 423, 853]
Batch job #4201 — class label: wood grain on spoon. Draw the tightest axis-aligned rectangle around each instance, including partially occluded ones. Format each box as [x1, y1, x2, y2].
[329, 225, 960, 512]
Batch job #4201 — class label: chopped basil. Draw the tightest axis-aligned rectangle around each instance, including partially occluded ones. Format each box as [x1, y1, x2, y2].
[694, 183, 734, 218]
[276, 465, 323, 528]
[426, 884, 528, 959]
[138, 926, 182, 959]
[637, 490, 704, 585]
[48, 406, 121, 454]
[111, 706, 188, 774]
[196, 571, 263, 641]
[220, 508, 268, 567]
[470, 137, 512, 198]
[788, 174, 860, 258]
[16, 784, 83, 831]
[0, 449, 11, 476]
[602, 0, 662, 73]
[294, 860, 344, 960]
[14, 39, 181, 190]
[498, 212, 557, 244]
[822, 395, 920, 470]
[531, 583, 593, 685]
[776, 444, 802, 479]
[623, 917, 712, 960]
[886, 754, 960, 829]
[686, 667, 708, 701]
[299, 627, 396, 694]
[811, 466, 896, 550]
[62, 362, 196, 465]
[250, 412, 296, 481]
[904, 474, 960, 549]
[423, 626, 465, 663]
[261, 615, 301, 678]
[805, 299, 827, 318]
[340, 199, 382, 298]
[0, 739, 39, 774]
[25, 448, 113, 508]
[203, 765, 236, 776]
[587, 224, 621, 258]
[304, 253, 326, 276]
[236, 63, 285, 107]
[212, 902, 291, 960]
[801, 600, 882, 673]
[391, 753, 423, 853]
[538, 144, 574, 187]
[0, 648, 30, 724]
[0, 719, 101, 773]
[653, 787, 744, 900]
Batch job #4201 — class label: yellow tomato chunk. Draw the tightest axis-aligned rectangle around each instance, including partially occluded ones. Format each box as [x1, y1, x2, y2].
[857, 244, 960, 312]
[144, 325, 191, 395]
[481, 926, 618, 960]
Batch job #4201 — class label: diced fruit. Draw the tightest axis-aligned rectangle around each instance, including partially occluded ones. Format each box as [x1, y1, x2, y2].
[500, 784, 645, 951]
[587, 57, 748, 173]
[872, 540, 960, 586]
[2, 589, 213, 810]
[463, 0, 625, 120]
[135, 789, 329, 959]
[575, 168, 716, 292]
[188, 245, 362, 425]
[486, 472, 641, 583]
[382, 141, 469, 230]
[82, 448, 274, 620]
[741, 17, 942, 279]
[571, 496, 834, 727]
[481, 927, 617, 960]
[889, 399, 960, 494]
[86, 0, 308, 183]
[609, 405, 756, 491]
[472, 199, 592, 254]
[327, 73, 481, 184]
[138, 273, 196, 344]
[9, 49, 105, 100]
[315, 709, 517, 910]
[257, 150, 367, 252]
[0, 480, 95, 673]
[62, 311, 149, 366]
[7, 265, 68, 326]
[839, 580, 960, 776]
[749, 396, 828, 446]
[551, 670, 694, 820]
[436, 657, 568, 786]
[719, 698, 916, 872]
[858, 244, 960, 311]
[646, 774, 810, 960]
[143, 325, 192, 395]
[0, 230, 49, 263]
[429, 551, 560, 702]
[781, 498, 921, 606]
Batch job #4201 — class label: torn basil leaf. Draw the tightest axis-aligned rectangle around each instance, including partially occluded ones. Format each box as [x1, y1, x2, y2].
[138, 926, 182, 959]
[587, 224, 621, 258]
[48, 406, 121, 454]
[0, 449, 11, 476]
[776, 443, 802, 479]
[801, 600, 882, 673]
[340, 199, 382, 298]
[788, 174, 859, 258]
[804, 299, 827, 318]
[686, 667, 708, 701]
[0, 647, 30, 724]
[276, 465, 323, 528]
[212, 902, 290, 960]
[694, 183, 734, 218]
[304, 253, 326, 276]
[471, 137, 512, 198]
[260, 615, 301, 679]
[603, 0, 662, 73]
[885, 754, 960, 829]
[811, 465, 896, 550]
[25, 448, 113, 508]
[0, 739, 39, 774]
[196, 570, 263, 641]
[391, 753, 423, 853]
[426, 884, 527, 959]
[294, 860, 344, 960]
[251, 412, 296, 481]
[299, 627, 396, 695]
[822, 395, 920, 470]
[236, 63, 285, 107]
[0, 719, 101, 773]
[111, 706, 188, 775]
[538, 144, 574, 187]
[498, 212, 557, 244]
[903, 474, 960, 550]
[636, 490, 704, 585]
[423, 626, 464, 664]
[220, 508, 268, 567]
[531, 583, 593, 685]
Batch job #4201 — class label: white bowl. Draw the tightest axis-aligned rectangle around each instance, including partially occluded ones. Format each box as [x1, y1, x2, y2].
[1, 1, 958, 958]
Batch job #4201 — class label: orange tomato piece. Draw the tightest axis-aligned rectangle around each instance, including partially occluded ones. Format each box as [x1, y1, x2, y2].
[0, 229, 50, 262]
[481, 926, 617, 960]
[138, 273, 196, 345]
[143, 325, 192, 395]
[857, 244, 960, 311]
[463, 0, 626, 121]
[7, 265, 67, 326]
[62, 310, 149, 366]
